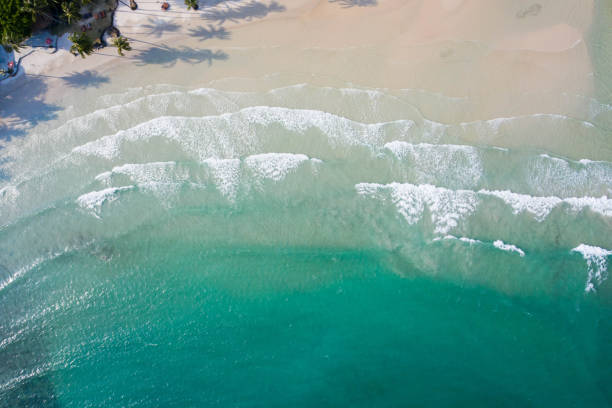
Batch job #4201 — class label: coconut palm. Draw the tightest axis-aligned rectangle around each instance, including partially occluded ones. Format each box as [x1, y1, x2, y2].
[185, 0, 198, 10]
[112, 36, 131, 56]
[1, 32, 25, 52]
[69, 32, 93, 58]
[0, 0, 33, 49]
[20, 0, 49, 21]
[61, 1, 80, 23]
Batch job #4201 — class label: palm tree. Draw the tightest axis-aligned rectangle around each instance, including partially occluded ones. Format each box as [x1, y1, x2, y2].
[61, 1, 80, 24]
[69, 32, 93, 58]
[185, 0, 198, 10]
[20, 0, 49, 21]
[1, 0, 34, 49]
[1, 32, 25, 52]
[112, 36, 131, 56]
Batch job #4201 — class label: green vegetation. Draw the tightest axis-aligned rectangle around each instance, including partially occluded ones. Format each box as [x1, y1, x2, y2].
[61, 0, 80, 23]
[184, 0, 198, 11]
[0, 0, 107, 54]
[112, 35, 131, 56]
[0, 0, 34, 51]
[69, 31, 93, 57]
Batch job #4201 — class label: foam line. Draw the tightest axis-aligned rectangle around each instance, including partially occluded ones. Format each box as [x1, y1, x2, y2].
[572, 244, 612, 293]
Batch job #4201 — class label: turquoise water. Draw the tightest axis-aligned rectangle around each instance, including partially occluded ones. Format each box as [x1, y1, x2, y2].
[1, 79, 611, 406]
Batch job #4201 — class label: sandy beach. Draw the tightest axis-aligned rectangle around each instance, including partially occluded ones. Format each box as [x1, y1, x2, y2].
[1, 0, 602, 138]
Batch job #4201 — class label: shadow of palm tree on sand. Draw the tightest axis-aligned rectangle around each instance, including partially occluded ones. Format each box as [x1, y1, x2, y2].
[62, 70, 110, 89]
[329, 0, 377, 7]
[0, 77, 61, 143]
[188, 25, 231, 41]
[134, 45, 228, 67]
[141, 18, 181, 38]
[202, 1, 285, 25]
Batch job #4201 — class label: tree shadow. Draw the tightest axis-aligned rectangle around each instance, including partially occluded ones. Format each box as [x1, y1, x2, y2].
[134, 45, 228, 67]
[0, 77, 62, 143]
[329, 0, 377, 7]
[188, 25, 231, 41]
[62, 70, 110, 89]
[200, 0, 235, 7]
[202, 0, 286, 25]
[141, 18, 181, 38]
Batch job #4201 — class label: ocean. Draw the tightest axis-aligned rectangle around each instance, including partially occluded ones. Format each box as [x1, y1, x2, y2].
[2, 1, 612, 402]
[1, 80, 611, 406]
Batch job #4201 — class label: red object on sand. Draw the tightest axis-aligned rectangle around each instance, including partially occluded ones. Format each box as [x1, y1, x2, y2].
[7, 61, 14, 69]
[45, 37, 52, 45]
[161, 2, 169, 10]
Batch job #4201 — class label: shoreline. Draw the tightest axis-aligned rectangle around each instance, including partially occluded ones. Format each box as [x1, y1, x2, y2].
[1, 0, 608, 151]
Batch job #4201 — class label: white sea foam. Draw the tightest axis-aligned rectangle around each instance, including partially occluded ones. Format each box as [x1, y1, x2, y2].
[479, 189, 562, 221]
[93, 162, 190, 204]
[0, 185, 19, 206]
[459, 236, 481, 244]
[479, 189, 612, 220]
[539, 153, 566, 163]
[97, 162, 181, 185]
[71, 107, 415, 162]
[527, 154, 612, 196]
[94, 171, 112, 183]
[433, 235, 482, 245]
[435, 235, 526, 256]
[356, 183, 478, 234]
[493, 240, 525, 257]
[202, 158, 241, 200]
[384, 141, 482, 188]
[572, 244, 612, 293]
[358, 182, 612, 236]
[76, 186, 134, 217]
[245, 153, 312, 182]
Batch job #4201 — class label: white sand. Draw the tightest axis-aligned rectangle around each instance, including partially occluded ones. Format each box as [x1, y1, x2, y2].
[0, 0, 600, 137]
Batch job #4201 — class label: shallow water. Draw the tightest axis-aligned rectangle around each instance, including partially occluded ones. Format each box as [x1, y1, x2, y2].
[1, 79, 611, 406]
[2, 3, 612, 404]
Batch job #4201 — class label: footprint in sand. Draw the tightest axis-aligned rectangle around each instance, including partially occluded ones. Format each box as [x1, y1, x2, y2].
[516, 3, 542, 18]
